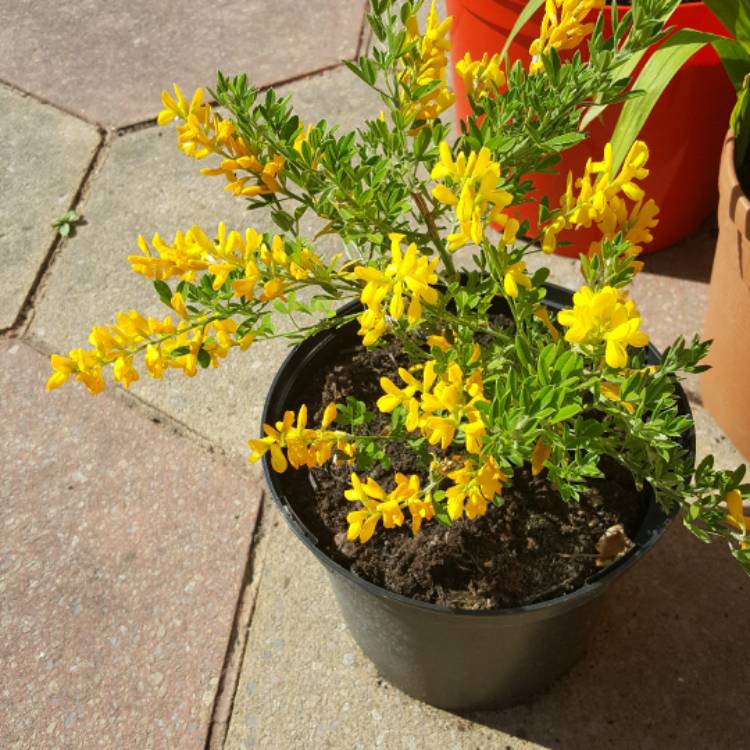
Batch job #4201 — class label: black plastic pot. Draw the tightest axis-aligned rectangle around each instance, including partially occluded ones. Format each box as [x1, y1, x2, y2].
[261, 283, 695, 711]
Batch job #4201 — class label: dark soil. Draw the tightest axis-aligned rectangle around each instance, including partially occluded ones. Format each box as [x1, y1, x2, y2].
[279, 339, 648, 610]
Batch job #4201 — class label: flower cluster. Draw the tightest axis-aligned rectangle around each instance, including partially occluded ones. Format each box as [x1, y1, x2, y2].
[529, 0, 606, 74]
[399, 0, 455, 124]
[557, 285, 649, 369]
[378, 360, 486, 454]
[159, 84, 284, 197]
[542, 141, 659, 261]
[46, 310, 256, 394]
[445, 457, 507, 521]
[456, 52, 505, 99]
[345, 473, 433, 542]
[352, 234, 439, 345]
[431, 143, 517, 250]
[131, 223, 326, 303]
[248, 404, 354, 473]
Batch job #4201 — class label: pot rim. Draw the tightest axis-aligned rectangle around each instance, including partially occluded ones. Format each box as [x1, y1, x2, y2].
[721, 131, 750, 235]
[261, 282, 695, 619]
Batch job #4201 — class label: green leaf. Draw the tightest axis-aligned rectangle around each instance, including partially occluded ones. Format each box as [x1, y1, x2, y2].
[550, 403, 582, 424]
[153, 280, 172, 305]
[579, 50, 647, 130]
[515, 335, 533, 369]
[197, 348, 211, 369]
[704, 0, 750, 52]
[712, 37, 750, 90]
[435, 509, 452, 527]
[500, 0, 545, 61]
[611, 29, 715, 172]
[543, 132, 587, 151]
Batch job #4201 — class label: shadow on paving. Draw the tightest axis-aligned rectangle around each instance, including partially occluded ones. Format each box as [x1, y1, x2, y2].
[639, 222, 717, 284]
[460, 521, 749, 749]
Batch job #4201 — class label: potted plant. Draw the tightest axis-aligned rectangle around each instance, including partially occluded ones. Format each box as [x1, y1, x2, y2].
[446, 0, 736, 254]
[702, 14, 750, 458]
[46, 0, 749, 710]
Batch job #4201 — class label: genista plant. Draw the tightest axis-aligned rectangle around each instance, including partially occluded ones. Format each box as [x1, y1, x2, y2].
[48, 0, 750, 570]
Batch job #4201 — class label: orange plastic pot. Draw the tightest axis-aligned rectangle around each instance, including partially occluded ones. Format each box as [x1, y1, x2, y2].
[701, 133, 750, 460]
[446, 0, 735, 255]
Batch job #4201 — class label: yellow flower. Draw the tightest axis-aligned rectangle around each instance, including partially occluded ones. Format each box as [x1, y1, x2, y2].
[408, 493, 435, 534]
[456, 52, 505, 98]
[112, 355, 139, 388]
[344, 474, 387, 543]
[446, 458, 507, 521]
[431, 143, 515, 250]
[171, 292, 188, 319]
[346, 509, 380, 544]
[427, 334, 451, 352]
[543, 141, 658, 260]
[725, 489, 750, 533]
[344, 473, 427, 543]
[399, 0, 455, 125]
[248, 404, 349, 473]
[377, 375, 417, 414]
[413, 362, 487, 453]
[379, 499, 405, 529]
[129, 228, 211, 281]
[534, 307, 560, 341]
[503, 261, 532, 299]
[158, 84, 286, 196]
[321, 402, 338, 428]
[529, 0, 605, 74]
[531, 438, 552, 476]
[157, 83, 191, 126]
[352, 234, 439, 345]
[46, 349, 104, 395]
[588, 195, 659, 266]
[599, 381, 636, 414]
[557, 285, 649, 368]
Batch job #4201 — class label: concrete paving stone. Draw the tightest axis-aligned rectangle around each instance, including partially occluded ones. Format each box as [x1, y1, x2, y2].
[0, 84, 100, 330]
[29, 66, 381, 461]
[225, 401, 749, 750]
[0, 0, 368, 126]
[0, 339, 262, 749]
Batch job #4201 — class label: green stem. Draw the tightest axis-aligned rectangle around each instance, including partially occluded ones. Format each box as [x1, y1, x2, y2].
[412, 190, 456, 279]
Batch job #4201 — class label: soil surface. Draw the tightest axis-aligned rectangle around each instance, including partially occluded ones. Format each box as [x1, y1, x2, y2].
[278, 339, 648, 610]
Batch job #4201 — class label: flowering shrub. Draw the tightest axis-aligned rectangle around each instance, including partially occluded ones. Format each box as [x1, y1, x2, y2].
[48, 0, 750, 570]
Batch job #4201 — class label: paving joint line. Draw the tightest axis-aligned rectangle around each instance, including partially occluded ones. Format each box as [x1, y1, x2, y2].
[2, 130, 110, 338]
[15, 335, 253, 476]
[107, 61, 352, 141]
[0, 77, 103, 129]
[206, 494, 274, 750]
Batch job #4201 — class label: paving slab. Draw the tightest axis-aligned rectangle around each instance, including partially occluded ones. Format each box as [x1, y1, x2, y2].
[225, 400, 749, 750]
[0, 339, 262, 749]
[29, 66, 381, 461]
[0, 84, 100, 330]
[0, 1, 367, 126]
